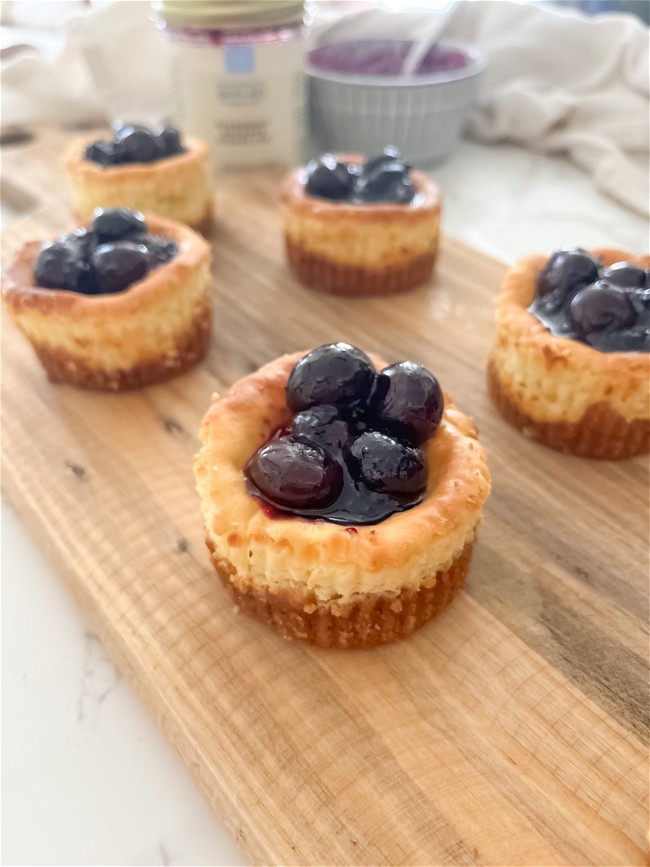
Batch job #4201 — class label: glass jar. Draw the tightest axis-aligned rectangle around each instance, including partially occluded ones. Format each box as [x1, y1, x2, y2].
[155, 0, 306, 173]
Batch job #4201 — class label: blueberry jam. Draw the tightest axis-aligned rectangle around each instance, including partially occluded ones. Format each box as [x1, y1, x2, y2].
[33, 208, 178, 295]
[244, 343, 445, 526]
[85, 123, 186, 167]
[305, 148, 415, 204]
[309, 40, 468, 77]
[528, 246, 649, 353]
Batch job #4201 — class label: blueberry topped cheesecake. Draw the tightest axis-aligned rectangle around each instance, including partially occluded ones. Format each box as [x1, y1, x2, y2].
[282, 148, 441, 296]
[2, 208, 212, 391]
[65, 124, 213, 233]
[488, 246, 649, 458]
[84, 124, 187, 167]
[195, 343, 490, 648]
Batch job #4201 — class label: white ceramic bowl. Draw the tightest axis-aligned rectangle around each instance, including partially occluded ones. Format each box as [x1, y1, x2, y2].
[307, 41, 485, 166]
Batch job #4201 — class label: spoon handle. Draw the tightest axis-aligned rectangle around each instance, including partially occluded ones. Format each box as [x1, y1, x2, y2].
[401, 1, 459, 78]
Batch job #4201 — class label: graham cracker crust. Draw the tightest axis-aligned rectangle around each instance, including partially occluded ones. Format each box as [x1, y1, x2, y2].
[286, 237, 436, 297]
[192, 207, 215, 238]
[206, 536, 473, 649]
[487, 357, 649, 460]
[33, 304, 212, 392]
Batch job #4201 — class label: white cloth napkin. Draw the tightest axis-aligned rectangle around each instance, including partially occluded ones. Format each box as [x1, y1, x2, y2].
[446, 1, 650, 218]
[1, 1, 170, 128]
[2, 0, 648, 216]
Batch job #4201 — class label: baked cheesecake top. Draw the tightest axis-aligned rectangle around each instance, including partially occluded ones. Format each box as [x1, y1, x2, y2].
[85, 123, 186, 167]
[529, 246, 649, 353]
[304, 148, 417, 205]
[33, 208, 178, 295]
[244, 343, 445, 525]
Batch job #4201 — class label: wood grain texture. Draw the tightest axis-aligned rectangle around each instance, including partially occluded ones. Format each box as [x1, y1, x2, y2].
[1, 128, 648, 867]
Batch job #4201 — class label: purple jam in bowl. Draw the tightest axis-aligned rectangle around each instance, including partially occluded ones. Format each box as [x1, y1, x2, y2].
[308, 40, 469, 78]
[307, 39, 484, 166]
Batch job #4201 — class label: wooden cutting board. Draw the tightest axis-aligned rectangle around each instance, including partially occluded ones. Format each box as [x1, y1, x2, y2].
[2, 127, 648, 867]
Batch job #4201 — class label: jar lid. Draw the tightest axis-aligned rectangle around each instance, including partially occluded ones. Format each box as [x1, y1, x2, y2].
[156, 0, 305, 29]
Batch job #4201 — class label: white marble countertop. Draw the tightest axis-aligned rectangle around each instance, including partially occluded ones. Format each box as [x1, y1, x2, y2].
[2, 140, 647, 867]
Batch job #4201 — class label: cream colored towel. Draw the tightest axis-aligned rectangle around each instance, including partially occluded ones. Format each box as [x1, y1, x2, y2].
[446, 1, 649, 217]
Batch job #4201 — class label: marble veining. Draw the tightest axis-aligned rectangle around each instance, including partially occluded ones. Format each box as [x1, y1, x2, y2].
[159, 840, 173, 866]
[77, 631, 120, 729]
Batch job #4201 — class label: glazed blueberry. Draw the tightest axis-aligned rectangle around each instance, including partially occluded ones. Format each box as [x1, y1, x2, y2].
[92, 208, 147, 244]
[362, 146, 402, 176]
[245, 345, 441, 524]
[60, 227, 98, 260]
[84, 140, 115, 166]
[349, 431, 427, 496]
[132, 234, 178, 267]
[114, 123, 151, 139]
[306, 154, 356, 200]
[85, 124, 184, 166]
[602, 262, 646, 290]
[536, 246, 600, 310]
[148, 235, 178, 266]
[569, 282, 637, 339]
[114, 126, 164, 164]
[246, 437, 343, 510]
[370, 361, 444, 445]
[354, 160, 415, 204]
[390, 177, 415, 204]
[289, 404, 353, 452]
[286, 343, 376, 413]
[90, 241, 150, 294]
[303, 149, 416, 204]
[157, 125, 184, 156]
[530, 252, 650, 352]
[34, 241, 89, 293]
[636, 284, 650, 308]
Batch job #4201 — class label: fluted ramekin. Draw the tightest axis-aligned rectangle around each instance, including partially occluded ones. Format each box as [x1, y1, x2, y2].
[307, 41, 485, 166]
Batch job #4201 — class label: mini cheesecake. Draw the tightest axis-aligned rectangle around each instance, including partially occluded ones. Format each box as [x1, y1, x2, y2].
[66, 125, 213, 233]
[282, 149, 441, 297]
[489, 247, 649, 459]
[195, 344, 490, 648]
[2, 209, 212, 391]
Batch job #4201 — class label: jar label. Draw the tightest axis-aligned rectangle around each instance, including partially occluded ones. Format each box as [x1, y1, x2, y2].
[167, 36, 305, 172]
[224, 45, 255, 75]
